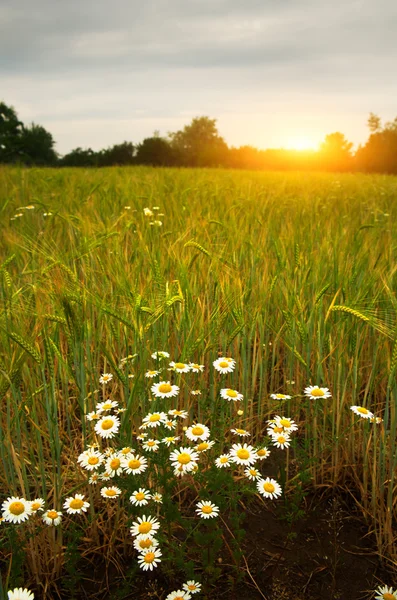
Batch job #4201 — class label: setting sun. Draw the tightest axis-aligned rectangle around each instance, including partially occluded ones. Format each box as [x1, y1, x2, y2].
[285, 137, 319, 151]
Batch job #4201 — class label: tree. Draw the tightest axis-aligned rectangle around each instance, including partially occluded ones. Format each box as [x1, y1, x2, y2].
[367, 112, 381, 133]
[168, 116, 229, 167]
[0, 101, 24, 163]
[60, 147, 99, 167]
[97, 141, 135, 166]
[19, 123, 57, 165]
[318, 132, 353, 171]
[356, 117, 397, 174]
[136, 136, 174, 166]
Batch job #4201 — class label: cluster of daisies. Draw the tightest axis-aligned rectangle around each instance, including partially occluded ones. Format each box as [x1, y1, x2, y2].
[272, 385, 383, 424]
[143, 206, 163, 226]
[6, 583, 396, 600]
[1, 496, 64, 527]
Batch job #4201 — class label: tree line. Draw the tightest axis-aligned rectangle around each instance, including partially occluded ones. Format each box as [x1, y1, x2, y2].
[1, 101, 397, 174]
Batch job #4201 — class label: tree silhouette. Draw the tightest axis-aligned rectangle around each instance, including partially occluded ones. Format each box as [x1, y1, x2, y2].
[318, 132, 353, 171]
[136, 136, 174, 166]
[168, 116, 228, 167]
[19, 123, 57, 165]
[0, 102, 24, 162]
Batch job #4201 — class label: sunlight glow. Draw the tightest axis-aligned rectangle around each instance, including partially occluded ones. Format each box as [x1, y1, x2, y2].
[285, 137, 319, 151]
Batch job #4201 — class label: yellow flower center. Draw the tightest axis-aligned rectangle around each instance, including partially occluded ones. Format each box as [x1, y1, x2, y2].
[101, 418, 114, 430]
[174, 362, 186, 369]
[135, 492, 145, 501]
[121, 447, 131, 454]
[275, 394, 285, 399]
[235, 429, 246, 434]
[9, 501, 25, 515]
[129, 459, 141, 469]
[148, 371, 157, 375]
[277, 436, 286, 444]
[139, 539, 152, 549]
[226, 389, 238, 398]
[264, 482, 275, 493]
[178, 453, 192, 464]
[237, 449, 249, 460]
[110, 458, 121, 470]
[149, 414, 161, 422]
[220, 457, 229, 464]
[69, 498, 84, 510]
[192, 426, 204, 435]
[158, 383, 172, 393]
[188, 585, 196, 591]
[250, 469, 257, 476]
[219, 361, 229, 368]
[202, 505, 213, 514]
[31, 502, 41, 511]
[147, 441, 156, 447]
[383, 594, 395, 600]
[88, 456, 99, 465]
[310, 388, 325, 397]
[357, 407, 369, 414]
[196, 442, 208, 451]
[102, 402, 112, 410]
[192, 364, 201, 370]
[273, 426, 283, 434]
[257, 449, 267, 457]
[279, 419, 291, 427]
[47, 510, 58, 519]
[139, 522, 152, 534]
[144, 551, 155, 563]
[105, 489, 117, 497]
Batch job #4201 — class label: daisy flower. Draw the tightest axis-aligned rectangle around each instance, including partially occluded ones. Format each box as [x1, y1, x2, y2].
[231, 428, 250, 437]
[130, 515, 160, 537]
[229, 443, 257, 466]
[169, 361, 190, 373]
[270, 393, 291, 400]
[168, 409, 188, 419]
[144, 207, 154, 217]
[371, 416, 383, 424]
[195, 440, 215, 453]
[2, 497, 32, 524]
[183, 581, 202, 594]
[185, 423, 210, 441]
[350, 405, 374, 420]
[133, 535, 159, 552]
[374, 585, 397, 600]
[215, 454, 231, 468]
[120, 446, 133, 455]
[100, 486, 122, 499]
[196, 500, 219, 519]
[213, 357, 236, 374]
[105, 454, 123, 476]
[304, 385, 332, 400]
[94, 415, 120, 439]
[42, 509, 62, 526]
[271, 433, 291, 449]
[142, 411, 168, 428]
[151, 351, 170, 360]
[7, 589, 35, 600]
[256, 477, 282, 500]
[96, 399, 119, 412]
[130, 488, 152, 507]
[77, 449, 104, 471]
[274, 416, 298, 433]
[99, 373, 113, 385]
[220, 388, 243, 402]
[255, 447, 271, 460]
[136, 432, 148, 440]
[166, 591, 192, 600]
[151, 381, 179, 398]
[86, 411, 101, 421]
[63, 494, 90, 515]
[170, 447, 199, 473]
[145, 370, 160, 379]
[162, 436, 180, 446]
[89, 474, 100, 485]
[137, 548, 162, 571]
[29, 498, 45, 513]
[142, 439, 160, 452]
[189, 363, 204, 372]
[152, 492, 163, 503]
[164, 419, 177, 430]
[244, 467, 261, 481]
[122, 454, 148, 475]
[100, 472, 114, 481]
[191, 390, 201, 395]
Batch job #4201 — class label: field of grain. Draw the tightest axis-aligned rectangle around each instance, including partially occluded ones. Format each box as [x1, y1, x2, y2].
[0, 166, 396, 599]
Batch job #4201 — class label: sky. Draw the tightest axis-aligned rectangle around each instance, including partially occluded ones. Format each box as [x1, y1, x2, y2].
[2, 0, 397, 155]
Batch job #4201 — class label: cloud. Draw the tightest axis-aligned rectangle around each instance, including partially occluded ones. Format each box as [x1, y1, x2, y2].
[2, 0, 397, 153]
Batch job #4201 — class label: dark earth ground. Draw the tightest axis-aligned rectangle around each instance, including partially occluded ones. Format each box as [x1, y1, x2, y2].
[66, 490, 394, 600]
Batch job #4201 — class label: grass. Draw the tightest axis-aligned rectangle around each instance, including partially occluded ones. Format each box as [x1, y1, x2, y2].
[0, 165, 396, 597]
